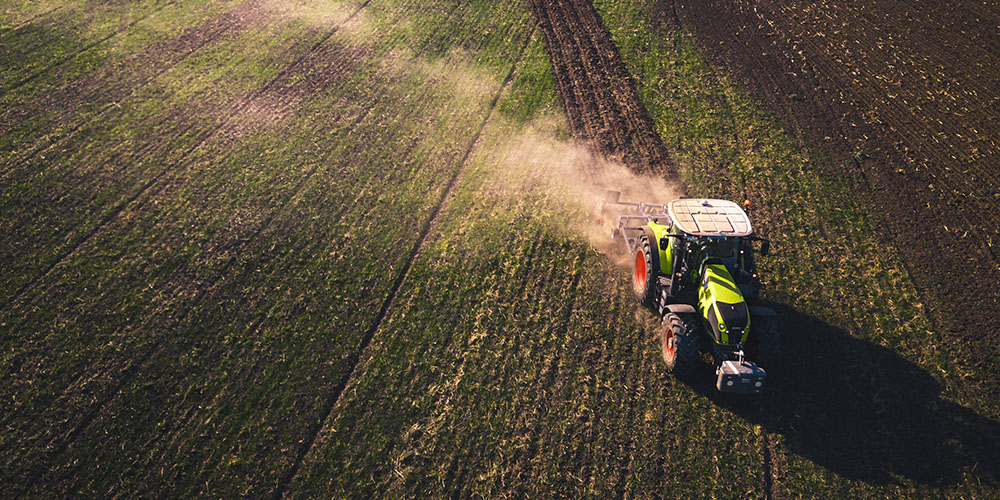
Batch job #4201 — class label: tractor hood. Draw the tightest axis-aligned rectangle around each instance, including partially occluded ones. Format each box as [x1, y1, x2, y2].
[698, 263, 749, 345]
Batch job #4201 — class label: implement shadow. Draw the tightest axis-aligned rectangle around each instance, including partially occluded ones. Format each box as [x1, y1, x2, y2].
[683, 302, 1000, 486]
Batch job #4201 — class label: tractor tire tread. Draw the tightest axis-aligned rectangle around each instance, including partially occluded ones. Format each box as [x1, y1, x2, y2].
[663, 312, 699, 376]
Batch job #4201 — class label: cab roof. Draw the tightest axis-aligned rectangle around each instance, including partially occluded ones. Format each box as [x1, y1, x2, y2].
[668, 199, 752, 236]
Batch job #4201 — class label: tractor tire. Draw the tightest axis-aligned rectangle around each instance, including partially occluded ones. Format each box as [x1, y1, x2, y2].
[661, 313, 699, 376]
[633, 234, 657, 307]
[749, 317, 781, 371]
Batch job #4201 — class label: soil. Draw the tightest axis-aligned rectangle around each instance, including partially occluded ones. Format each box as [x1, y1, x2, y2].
[669, 0, 1000, 393]
[529, 0, 673, 176]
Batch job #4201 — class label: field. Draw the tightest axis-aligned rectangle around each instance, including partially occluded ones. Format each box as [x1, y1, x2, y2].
[1, 0, 998, 498]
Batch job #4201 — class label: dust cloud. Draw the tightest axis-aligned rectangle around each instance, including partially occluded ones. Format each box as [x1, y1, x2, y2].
[489, 115, 682, 265]
[250, 0, 683, 266]
[261, 0, 362, 31]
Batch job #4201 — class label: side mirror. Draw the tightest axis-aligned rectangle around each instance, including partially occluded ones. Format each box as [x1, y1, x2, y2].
[760, 239, 771, 257]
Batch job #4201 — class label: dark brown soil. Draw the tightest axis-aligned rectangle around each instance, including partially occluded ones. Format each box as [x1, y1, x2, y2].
[669, 0, 1000, 396]
[529, 0, 673, 176]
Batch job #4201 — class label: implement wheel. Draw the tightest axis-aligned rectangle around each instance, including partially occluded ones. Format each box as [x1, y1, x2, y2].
[632, 233, 657, 307]
[661, 313, 699, 376]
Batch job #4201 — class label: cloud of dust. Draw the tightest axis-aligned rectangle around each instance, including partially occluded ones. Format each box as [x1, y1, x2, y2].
[248, 1, 680, 268]
[489, 115, 683, 266]
[377, 46, 496, 100]
[261, 0, 363, 31]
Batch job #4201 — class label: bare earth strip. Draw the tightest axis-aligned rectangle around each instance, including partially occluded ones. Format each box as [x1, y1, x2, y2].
[530, 0, 672, 176]
[4, 0, 998, 497]
[593, 0, 1000, 494]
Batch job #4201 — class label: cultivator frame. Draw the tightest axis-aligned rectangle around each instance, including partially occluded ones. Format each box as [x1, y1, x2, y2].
[603, 191, 671, 256]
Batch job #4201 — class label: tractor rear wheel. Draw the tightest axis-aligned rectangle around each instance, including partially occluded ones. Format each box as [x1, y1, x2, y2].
[633, 234, 657, 307]
[749, 317, 781, 370]
[661, 313, 699, 376]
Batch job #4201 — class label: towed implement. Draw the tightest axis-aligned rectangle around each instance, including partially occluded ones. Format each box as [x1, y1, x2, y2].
[604, 193, 779, 394]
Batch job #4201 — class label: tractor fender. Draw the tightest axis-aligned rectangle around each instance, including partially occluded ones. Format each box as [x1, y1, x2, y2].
[641, 226, 660, 278]
[664, 304, 697, 315]
[749, 306, 777, 317]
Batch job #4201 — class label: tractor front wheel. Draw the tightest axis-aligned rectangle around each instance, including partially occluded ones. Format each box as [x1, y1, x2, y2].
[661, 313, 699, 376]
[633, 234, 657, 307]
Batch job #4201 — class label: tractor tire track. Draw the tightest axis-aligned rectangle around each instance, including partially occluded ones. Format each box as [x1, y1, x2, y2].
[529, 0, 672, 176]
[271, 27, 536, 500]
[529, 1, 778, 493]
[15, 1, 517, 493]
[0, 1, 177, 97]
[0, 2, 370, 314]
[12, 0, 520, 488]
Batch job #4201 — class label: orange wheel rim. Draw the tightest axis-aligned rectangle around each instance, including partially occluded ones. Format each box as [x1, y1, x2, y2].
[664, 327, 675, 358]
[635, 250, 646, 290]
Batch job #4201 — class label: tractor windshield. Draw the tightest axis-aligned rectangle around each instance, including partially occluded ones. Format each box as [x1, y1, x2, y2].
[705, 237, 737, 260]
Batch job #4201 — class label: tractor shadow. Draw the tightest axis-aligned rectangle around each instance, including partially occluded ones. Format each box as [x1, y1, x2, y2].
[681, 302, 1000, 486]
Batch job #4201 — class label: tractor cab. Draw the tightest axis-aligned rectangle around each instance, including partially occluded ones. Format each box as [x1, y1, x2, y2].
[659, 199, 761, 297]
[668, 198, 753, 276]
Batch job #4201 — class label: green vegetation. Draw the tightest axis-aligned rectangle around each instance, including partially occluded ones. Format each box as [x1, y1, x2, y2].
[2, 0, 996, 498]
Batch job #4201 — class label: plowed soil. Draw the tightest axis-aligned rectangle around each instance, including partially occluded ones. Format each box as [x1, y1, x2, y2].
[529, 0, 672, 175]
[672, 0, 1000, 386]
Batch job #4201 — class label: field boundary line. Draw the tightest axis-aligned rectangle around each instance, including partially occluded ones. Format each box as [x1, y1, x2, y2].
[0, 1, 372, 313]
[0, 2, 178, 97]
[270, 26, 537, 500]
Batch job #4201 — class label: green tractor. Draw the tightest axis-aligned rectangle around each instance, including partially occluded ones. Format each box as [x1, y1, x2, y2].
[605, 193, 779, 394]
